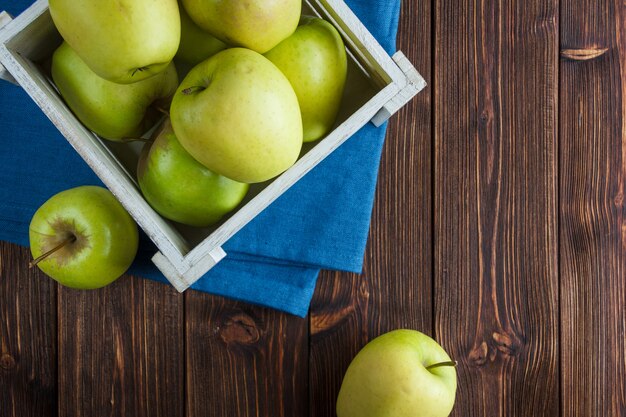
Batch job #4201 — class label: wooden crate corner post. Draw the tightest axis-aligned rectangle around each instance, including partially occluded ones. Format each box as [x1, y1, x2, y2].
[0, 11, 17, 84]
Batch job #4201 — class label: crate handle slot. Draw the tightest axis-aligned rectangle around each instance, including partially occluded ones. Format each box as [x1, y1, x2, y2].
[371, 51, 426, 127]
[0, 11, 17, 85]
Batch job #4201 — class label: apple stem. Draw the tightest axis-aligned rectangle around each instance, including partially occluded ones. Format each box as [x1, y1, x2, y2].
[29, 235, 76, 268]
[132, 66, 149, 77]
[153, 105, 170, 116]
[181, 86, 206, 95]
[426, 361, 457, 371]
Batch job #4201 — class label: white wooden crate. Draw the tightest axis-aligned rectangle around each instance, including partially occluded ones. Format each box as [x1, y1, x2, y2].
[0, 0, 425, 292]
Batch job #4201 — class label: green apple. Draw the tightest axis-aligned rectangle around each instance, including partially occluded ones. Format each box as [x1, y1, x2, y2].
[170, 48, 303, 183]
[29, 186, 139, 289]
[51, 42, 179, 141]
[176, 1, 227, 66]
[137, 120, 249, 227]
[337, 329, 457, 417]
[266, 16, 348, 142]
[181, 0, 301, 53]
[49, 0, 180, 84]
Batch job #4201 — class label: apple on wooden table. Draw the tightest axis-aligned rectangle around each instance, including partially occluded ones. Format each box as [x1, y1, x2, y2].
[29, 186, 139, 289]
[138, 120, 249, 227]
[51, 42, 179, 141]
[266, 16, 348, 142]
[49, 0, 180, 83]
[181, 0, 301, 53]
[170, 48, 303, 184]
[337, 329, 457, 417]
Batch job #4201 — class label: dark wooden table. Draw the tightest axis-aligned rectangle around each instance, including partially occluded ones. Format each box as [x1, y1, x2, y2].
[2, 0, 625, 415]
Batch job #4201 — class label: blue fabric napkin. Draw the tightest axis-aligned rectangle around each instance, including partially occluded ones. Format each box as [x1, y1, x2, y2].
[0, 0, 401, 317]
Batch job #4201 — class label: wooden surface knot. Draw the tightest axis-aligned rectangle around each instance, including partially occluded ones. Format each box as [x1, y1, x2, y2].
[479, 109, 492, 123]
[0, 353, 16, 371]
[560, 47, 609, 61]
[468, 341, 490, 367]
[468, 331, 524, 367]
[492, 331, 523, 356]
[218, 313, 261, 345]
[358, 278, 370, 299]
[310, 276, 369, 337]
[310, 304, 356, 336]
[530, 14, 557, 35]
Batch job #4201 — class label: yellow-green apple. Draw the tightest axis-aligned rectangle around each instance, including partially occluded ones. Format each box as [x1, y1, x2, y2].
[49, 0, 180, 84]
[29, 186, 138, 289]
[337, 329, 457, 417]
[170, 48, 303, 183]
[51, 42, 179, 141]
[176, 1, 227, 66]
[266, 16, 347, 142]
[181, 0, 300, 53]
[138, 121, 249, 227]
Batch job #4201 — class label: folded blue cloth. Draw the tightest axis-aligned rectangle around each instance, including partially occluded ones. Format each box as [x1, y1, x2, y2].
[0, 0, 400, 317]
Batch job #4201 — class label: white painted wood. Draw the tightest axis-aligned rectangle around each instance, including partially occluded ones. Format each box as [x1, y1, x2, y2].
[0, 12, 11, 29]
[152, 252, 191, 292]
[0, 11, 16, 84]
[0, 1, 61, 62]
[306, 0, 408, 88]
[0, 0, 427, 291]
[371, 51, 428, 126]
[0, 65, 16, 84]
[152, 247, 226, 292]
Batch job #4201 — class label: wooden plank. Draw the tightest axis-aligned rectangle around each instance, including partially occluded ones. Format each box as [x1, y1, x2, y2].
[434, 0, 559, 415]
[185, 292, 308, 417]
[0, 11, 17, 84]
[559, 0, 626, 414]
[57, 276, 184, 417]
[309, 0, 433, 413]
[0, 242, 57, 417]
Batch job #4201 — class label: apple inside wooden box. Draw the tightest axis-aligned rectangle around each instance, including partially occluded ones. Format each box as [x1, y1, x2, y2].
[0, 0, 425, 291]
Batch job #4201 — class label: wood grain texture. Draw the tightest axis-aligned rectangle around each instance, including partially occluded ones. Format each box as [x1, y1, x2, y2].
[560, 47, 609, 61]
[57, 277, 184, 417]
[184, 293, 308, 417]
[559, 0, 626, 414]
[309, 272, 373, 417]
[0, 242, 57, 417]
[309, 0, 433, 414]
[434, 0, 560, 415]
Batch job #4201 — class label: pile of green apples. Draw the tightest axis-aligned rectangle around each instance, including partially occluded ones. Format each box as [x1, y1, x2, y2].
[29, 0, 349, 289]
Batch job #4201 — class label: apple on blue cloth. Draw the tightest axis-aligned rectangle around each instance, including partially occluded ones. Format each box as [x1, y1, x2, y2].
[29, 186, 138, 289]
